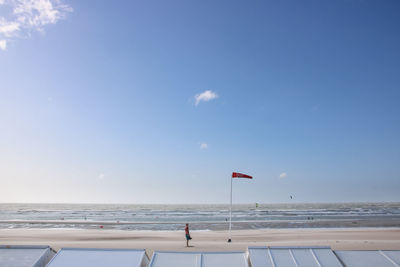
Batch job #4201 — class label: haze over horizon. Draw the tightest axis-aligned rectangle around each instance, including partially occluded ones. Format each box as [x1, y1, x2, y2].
[1, 0, 399, 204]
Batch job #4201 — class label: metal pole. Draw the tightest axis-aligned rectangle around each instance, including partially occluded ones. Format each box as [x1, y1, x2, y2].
[228, 175, 232, 242]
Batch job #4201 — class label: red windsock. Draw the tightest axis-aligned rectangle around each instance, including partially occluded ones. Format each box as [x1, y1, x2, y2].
[232, 172, 253, 179]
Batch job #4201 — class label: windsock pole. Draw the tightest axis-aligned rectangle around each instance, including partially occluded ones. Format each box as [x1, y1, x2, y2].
[228, 175, 232, 242]
[228, 172, 252, 243]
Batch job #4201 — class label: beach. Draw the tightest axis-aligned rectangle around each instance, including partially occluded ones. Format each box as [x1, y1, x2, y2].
[1, 203, 399, 257]
[1, 228, 400, 257]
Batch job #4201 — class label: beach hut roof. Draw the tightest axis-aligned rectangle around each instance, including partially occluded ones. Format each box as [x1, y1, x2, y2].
[248, 246, 342, 267]
[334, 250, 400, 267]
[46, 248, 149, 267]
[0, 245, 55, 267]
[150, 251, 249, 267]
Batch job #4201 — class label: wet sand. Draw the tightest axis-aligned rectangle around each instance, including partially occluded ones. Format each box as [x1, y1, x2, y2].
[1, 228, 399, 257]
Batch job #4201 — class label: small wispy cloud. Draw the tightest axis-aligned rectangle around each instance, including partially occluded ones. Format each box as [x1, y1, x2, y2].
[0, 19, 20, 36]
[279, 172, 288, 178]
[194, 90, 218, 106]
[0, 39, 6, 50]
[200, 143, 208, 149]
[98, 173, 105, 180]
[0, 0, 72, 50]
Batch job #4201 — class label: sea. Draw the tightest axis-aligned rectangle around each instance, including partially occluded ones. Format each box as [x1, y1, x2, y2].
[1, 202, 400, 231]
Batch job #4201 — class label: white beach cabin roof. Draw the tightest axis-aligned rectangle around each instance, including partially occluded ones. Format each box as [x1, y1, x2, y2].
[149, 251, 249, 267]
[248, 246, 342, 267]
[45, 248, 149, 267]
[0, 245, 55, 267]
[334, 250, 400, 267]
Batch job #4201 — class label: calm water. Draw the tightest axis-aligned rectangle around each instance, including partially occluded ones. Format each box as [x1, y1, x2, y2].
[1, 203, 400, 230]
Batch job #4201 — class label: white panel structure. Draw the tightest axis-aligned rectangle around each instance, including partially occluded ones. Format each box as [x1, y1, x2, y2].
[383, 251, 400, 265]
[247, 246, 274, 267]
[150, 252, 200, 267]
[150, 251, 249, 267]
[46, 248, 149, 267]
[248, 246, 342, 267]
[0, 245, 54, 267]
[334, 250, 400, 267]
[202, 252, 249, 267]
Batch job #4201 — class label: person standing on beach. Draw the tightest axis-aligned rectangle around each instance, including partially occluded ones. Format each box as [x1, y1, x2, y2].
[185, 223, 192, 247]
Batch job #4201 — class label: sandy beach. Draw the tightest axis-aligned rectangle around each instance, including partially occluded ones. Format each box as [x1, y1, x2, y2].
[1, 228, 399, 257]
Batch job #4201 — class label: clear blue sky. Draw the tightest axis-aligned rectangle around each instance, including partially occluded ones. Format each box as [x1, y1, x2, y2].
[1, 0, 399, 203]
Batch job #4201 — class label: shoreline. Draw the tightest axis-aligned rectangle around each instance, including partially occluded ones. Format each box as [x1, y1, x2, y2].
[2, 217, 400, 231]
[1, 227, 399, 256]
[2, 226, 400, 231]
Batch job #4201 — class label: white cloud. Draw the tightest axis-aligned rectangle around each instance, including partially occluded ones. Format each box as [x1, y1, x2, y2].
[279, 172, 287, 178]
[0, 0, 72, 50]
[0, 40, 6, 50]
[98, 173, 105, 180]
[0, 19, 20, 36]
[194, 90, 218, 106]
[200, 143, 208, 149]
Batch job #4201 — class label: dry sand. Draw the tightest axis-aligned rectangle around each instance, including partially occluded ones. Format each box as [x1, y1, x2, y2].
[1, 228, 399, 257]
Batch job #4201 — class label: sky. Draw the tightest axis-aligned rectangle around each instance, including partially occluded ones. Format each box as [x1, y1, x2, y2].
[0, 0, 399, 204]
